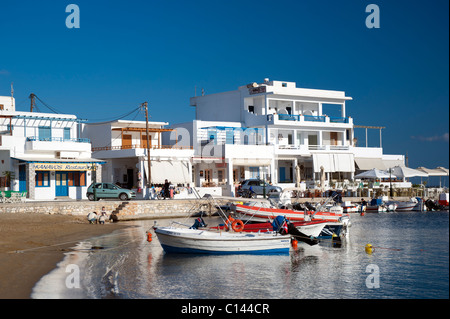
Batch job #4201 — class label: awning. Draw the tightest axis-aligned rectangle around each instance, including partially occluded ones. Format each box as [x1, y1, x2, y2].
[313, 154, 355, 173]
[313, 154, 334, 172]
[334, 153, 355, 172]
[354, 157, 385, 170]
[416, 167, 449, 176]
[143, 160, 190, 184]
[383, 159, 405, 169]
[232, 158, 272, 166]
[12, 156, 105, 164]
[11, 157, 106, 171]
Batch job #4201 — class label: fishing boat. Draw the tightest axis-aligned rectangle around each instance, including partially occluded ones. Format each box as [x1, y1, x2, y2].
[211, 218, 327, 238]
[234, 202, 346, 223]
[385, 199, 417, 212]
[438, 193, 449, 210]
[366, 198, 397, 213]
[342, 201, 360, 213]
[153, 225, 291, 255]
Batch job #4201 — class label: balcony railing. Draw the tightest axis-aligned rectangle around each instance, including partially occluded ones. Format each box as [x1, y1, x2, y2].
[91, 144, 193, 152]
[26, 136, 91, 143]
[277, 114, 349, 123]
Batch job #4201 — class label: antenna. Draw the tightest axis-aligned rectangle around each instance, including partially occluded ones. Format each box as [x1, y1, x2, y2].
[10, 82, 14, 110]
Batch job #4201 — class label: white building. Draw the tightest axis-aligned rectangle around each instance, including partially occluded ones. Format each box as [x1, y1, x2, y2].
[0, 95, 103, 200]
[83, 120, 194, 198]
[169, 79, 404, 195]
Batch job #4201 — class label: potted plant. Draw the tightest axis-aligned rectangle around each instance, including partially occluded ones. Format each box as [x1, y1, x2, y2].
[1, 170, 15, 191]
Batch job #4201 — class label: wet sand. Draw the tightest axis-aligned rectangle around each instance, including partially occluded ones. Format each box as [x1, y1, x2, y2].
[0, 213, 130, 299]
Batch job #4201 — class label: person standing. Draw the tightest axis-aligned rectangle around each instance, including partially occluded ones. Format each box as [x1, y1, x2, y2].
[163, 179, 170, 200]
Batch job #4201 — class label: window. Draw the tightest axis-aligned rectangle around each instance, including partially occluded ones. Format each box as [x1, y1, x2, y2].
[217, 169, 225, 184]
[68, 171, 86, 186]
[225, 130, 234, 144]
[208, 130, 217, 145]
[36, 171, 50, 187]
[38, 126, 51, 141]
[248, 105, 254, 113]
[282, 83, 287, 87]
[64, 128, 71, 140]
[249, 167, 259, 179]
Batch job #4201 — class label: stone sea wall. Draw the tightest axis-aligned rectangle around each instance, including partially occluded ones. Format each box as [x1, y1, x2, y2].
[0, 196, 416, 220]
[0, 199, 230, 220]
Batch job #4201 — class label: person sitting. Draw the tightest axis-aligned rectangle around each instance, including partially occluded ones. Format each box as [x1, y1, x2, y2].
[99, 210, 107, 224]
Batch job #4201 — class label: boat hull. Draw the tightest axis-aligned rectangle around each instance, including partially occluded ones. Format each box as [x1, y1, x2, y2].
[154, 227, 291, 255]
[234, 204, 346, 223]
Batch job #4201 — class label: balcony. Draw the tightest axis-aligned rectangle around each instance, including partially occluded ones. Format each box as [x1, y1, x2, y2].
[278, 114, 350, 123]
[91, 143, 194, 160]
[25, 136, 92, 153]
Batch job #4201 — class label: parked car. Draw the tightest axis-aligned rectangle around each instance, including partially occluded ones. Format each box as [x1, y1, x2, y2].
[239, 179, 282, 196]
[86, 183, 136, 201]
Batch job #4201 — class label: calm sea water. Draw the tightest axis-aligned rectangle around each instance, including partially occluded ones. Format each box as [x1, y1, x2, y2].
[31, 212, 449, 299]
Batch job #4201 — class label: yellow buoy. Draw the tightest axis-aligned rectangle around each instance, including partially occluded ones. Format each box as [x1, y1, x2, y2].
[365, 244, 373, 254]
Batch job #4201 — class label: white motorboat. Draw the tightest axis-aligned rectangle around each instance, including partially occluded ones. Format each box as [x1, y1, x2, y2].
[153, 226, 291, 255]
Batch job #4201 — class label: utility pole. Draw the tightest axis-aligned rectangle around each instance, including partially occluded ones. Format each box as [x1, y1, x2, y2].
[10, 82, 14, 110]
[29, 93, 36, 112]
[143, 102, 151, 186]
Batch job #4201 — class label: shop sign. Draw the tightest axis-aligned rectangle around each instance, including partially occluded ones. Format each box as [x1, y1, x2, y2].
[34, 163, 96, 171]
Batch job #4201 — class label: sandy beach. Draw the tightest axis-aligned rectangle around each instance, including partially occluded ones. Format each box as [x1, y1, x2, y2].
[0, 213, 130, 299]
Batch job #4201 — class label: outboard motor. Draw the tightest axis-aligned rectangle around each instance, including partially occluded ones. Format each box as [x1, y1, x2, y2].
[190, 217, 207, 229]
[304, 202, 316, 211]
[272, 215, 319, 246]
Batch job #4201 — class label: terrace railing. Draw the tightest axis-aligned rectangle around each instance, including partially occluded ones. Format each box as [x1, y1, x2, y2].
[91, 144, 193, 152]
[26, 136, 91, 143]
[277, 114, 348, 123]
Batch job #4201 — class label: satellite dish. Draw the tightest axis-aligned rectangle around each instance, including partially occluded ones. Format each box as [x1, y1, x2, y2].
[252, 82, 258, 87]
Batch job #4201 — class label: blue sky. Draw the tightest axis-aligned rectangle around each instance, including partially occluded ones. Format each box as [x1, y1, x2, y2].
[0, 0, 448, 174]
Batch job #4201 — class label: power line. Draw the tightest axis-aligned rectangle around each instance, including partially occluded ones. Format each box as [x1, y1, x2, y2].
[85, 106, 142, 124]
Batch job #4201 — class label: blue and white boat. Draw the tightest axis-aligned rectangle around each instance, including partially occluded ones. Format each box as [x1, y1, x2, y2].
[153, 226, 291, 255]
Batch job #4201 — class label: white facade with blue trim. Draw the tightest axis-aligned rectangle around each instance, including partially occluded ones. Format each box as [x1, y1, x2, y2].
[168, 79, 404, 196]
[0, 95, 103, 200]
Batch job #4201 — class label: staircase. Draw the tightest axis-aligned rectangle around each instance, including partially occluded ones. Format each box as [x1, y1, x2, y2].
[113, 201, 138, 217]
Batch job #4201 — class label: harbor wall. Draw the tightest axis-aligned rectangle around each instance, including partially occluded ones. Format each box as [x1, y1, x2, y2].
[0, 199, 230, 220]
[0, 196, 416, 220]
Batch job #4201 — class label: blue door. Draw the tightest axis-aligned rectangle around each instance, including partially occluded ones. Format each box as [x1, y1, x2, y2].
[55, 172, 69, 196]
[279, 167, 286, 183]
[19, 165, 27, 192]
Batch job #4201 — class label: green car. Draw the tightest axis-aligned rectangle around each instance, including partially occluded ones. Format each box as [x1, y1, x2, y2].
[86, 183, 136, 201]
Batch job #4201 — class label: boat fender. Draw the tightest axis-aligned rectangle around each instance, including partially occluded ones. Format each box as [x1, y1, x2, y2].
[146, 231, 152, 242]
[231, 219, 245, 232]
[291, 239, 298, 249]
[365, 244, 373, 254]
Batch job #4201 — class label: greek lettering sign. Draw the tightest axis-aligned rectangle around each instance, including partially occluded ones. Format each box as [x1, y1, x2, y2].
[34, 163, 95, 171]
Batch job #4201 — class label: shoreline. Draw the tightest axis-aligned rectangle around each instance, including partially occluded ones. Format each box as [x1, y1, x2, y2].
[0, 213, 130, 299]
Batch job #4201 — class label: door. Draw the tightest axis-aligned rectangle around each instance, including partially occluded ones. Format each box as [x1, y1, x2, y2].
[122, 134, 132, 149]
[127, 169, 134, 189]
[101, 183, 118, 198]
[279, 167, 286, 183]
[55, 172, 69, 196]
[19, 165, 27, 192]
[330, 132, 338, 146]
[141, 134, 150, 149]
[205, 169, 212, 183]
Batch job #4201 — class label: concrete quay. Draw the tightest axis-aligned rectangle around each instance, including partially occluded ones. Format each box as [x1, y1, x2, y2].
[0, 196, 416, 220]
